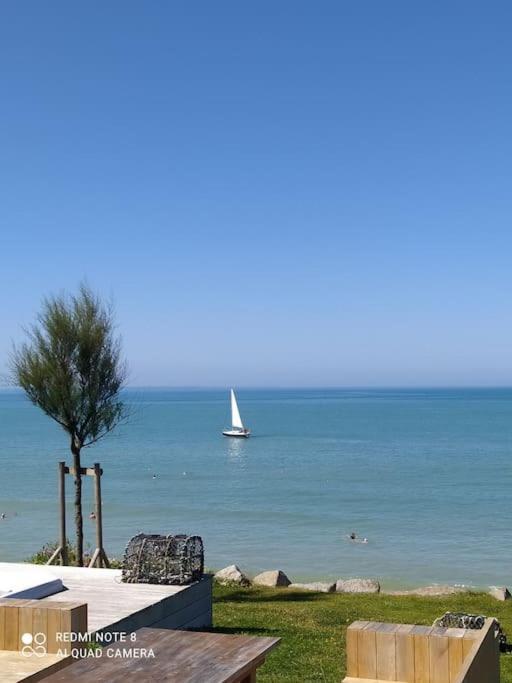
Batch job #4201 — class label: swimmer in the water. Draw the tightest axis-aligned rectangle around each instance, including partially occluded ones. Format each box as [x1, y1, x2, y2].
[0, 513, 6, 520]
[349, 532, 356, 540]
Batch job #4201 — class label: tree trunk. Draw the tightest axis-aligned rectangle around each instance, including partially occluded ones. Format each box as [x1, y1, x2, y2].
[71, 444, 83, 567]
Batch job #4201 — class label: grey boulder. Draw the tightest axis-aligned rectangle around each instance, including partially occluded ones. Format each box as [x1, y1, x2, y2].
[336, 578, 380, 594]
[214, 564, 251, 587]
[253, 570, 291, 587]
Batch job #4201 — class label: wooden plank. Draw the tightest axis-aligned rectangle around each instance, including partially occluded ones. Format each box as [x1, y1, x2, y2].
[446, 628, 464, 683]
[151, 595, 217, 630]
[376, 622, 397, 680]
[462, 630, 479, 660]
[3, 602, 21, 651]
[18, 601, 34, 651]
[346, 621, 368, 676]
[429, 630, 449, 683]
[0, 601, 5, 649]
[65, 466, 103, 476]
[396, 624, 415, 682]
[60, 603, 87, 656]
[357, 622, 377, 678]
[46, 606, 62, 655]
[413, 626, 432, 683]
[33, 605, 49, 645]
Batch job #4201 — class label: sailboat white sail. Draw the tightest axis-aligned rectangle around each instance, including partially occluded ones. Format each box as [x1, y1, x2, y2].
[231, 389, 244, 430]
[223, 389, 250, 437]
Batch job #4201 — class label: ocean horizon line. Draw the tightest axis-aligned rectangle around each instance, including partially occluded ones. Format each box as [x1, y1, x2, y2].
[3, 384, 512, 393]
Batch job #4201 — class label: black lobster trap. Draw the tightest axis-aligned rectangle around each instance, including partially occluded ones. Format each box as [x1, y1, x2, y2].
[121, 533, 204, 585]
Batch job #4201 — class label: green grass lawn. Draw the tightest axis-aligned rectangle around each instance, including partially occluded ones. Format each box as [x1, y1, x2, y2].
[213, 583, 512, 682]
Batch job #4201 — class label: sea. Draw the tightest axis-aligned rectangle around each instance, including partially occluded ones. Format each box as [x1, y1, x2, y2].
[0, 387, 511, 589]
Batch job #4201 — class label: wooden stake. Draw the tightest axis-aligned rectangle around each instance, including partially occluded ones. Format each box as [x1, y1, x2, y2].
[59, 461, 68, 565]
[89, 462, 110, 568]
[88, 548, 100, 568]
[47, 461, 68, 565]
[49, 460, 109, 568]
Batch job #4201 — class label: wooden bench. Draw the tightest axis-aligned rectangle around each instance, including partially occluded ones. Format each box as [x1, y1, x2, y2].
[0, 597, 87, 682]
[343, 618, 500, 683]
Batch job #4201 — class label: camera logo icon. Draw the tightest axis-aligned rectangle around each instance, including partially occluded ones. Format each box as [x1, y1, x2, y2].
[21, 632, 47, 657]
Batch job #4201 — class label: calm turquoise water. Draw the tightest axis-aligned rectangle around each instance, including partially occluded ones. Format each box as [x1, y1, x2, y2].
[0, 388, 511, 588]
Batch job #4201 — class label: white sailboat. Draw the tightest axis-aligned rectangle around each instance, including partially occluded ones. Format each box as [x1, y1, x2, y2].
[222, 389, 250, 437]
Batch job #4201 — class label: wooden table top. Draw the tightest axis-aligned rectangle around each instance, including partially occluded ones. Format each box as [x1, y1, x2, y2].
[43, 628, 280, 682]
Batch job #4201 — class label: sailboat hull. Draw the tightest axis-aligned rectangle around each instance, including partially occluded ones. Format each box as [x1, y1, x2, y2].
[223, 390, 250, 437]
[222, 429, 250, 438]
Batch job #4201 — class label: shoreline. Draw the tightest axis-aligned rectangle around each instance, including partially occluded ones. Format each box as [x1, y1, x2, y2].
[211, 563, 508, 597]
[16, 553, 499, 594]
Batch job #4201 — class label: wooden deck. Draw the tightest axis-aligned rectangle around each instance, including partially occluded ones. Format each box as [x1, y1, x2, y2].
[0, 564, 213, 682]
[11, 563, 212, 635]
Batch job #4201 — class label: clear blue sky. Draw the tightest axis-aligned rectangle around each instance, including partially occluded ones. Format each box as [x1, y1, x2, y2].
[1, 2, 511, 387]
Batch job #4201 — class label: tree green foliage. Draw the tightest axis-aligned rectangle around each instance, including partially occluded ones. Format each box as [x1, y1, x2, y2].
[11, 285, 127, 566]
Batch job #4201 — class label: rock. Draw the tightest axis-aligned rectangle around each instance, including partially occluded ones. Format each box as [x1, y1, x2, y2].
[253, 570, 291, 587]
[489, 586, 511, 601]
[214, 565, 251, 587]
[410, 585, 466, 597]
[289, 582, 336, 593]
[385, 585, 467, 597]
[336, 578, 380, 594]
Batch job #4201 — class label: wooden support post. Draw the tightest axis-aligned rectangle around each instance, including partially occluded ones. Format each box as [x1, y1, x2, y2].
[59, 461, 68, 565]
[88, 462, 110, 568]
[47, 461, 68, 565]
[48, 460, 109, 568]
[94, 462, 103, 554]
